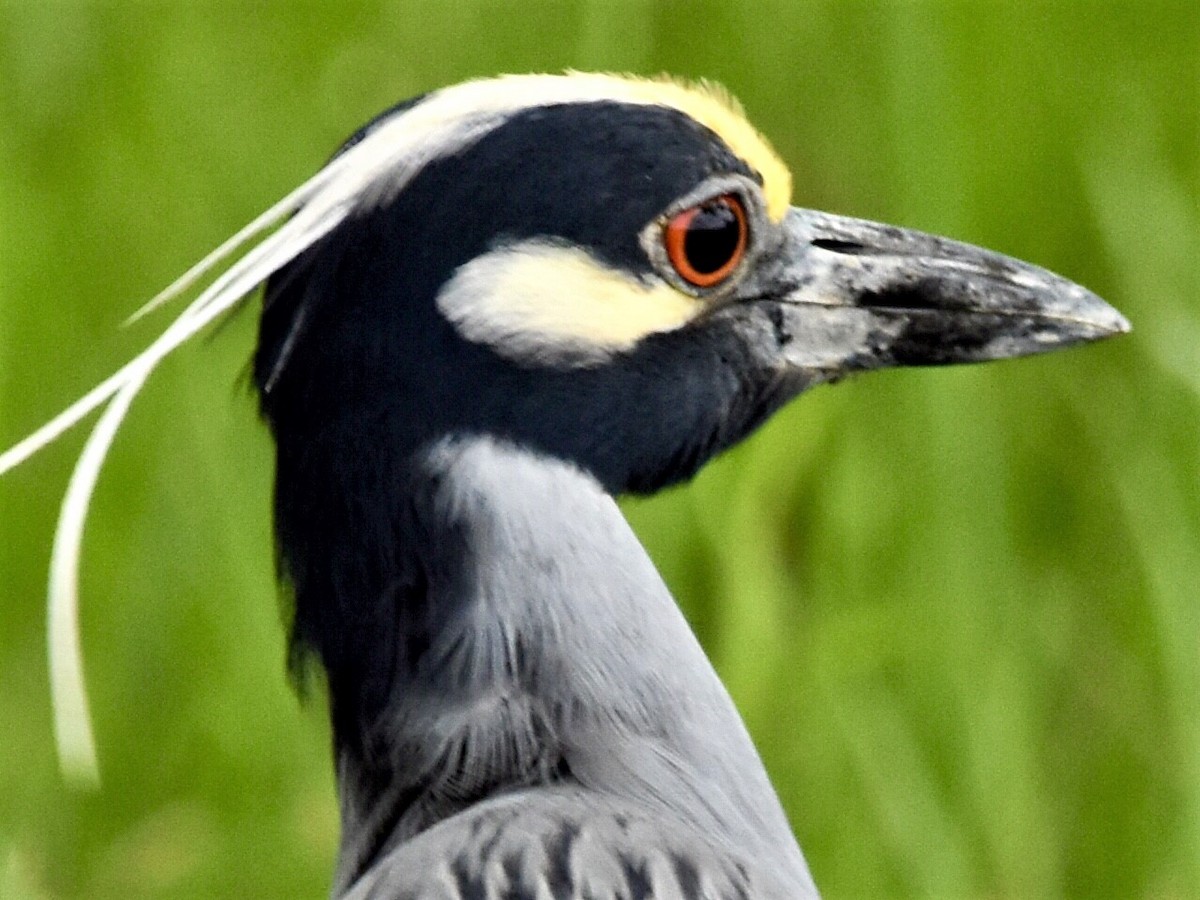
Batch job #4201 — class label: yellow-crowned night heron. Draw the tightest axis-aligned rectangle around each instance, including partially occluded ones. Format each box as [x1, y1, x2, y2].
[0, 74, 1128, 899]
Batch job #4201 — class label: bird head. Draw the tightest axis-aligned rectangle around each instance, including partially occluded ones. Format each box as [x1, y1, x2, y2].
[253, 73, 1127, 495]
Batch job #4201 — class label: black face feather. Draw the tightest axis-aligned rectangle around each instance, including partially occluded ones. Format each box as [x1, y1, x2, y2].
[256, 101, 769, 491]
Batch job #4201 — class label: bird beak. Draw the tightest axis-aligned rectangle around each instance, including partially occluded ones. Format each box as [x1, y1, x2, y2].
[756, 207, 1130, 375]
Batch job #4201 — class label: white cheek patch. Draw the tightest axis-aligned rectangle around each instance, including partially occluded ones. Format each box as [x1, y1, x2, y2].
[436, 241, 704, 366]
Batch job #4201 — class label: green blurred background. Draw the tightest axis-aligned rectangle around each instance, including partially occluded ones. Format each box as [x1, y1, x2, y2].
[0, 2, 1196, 897]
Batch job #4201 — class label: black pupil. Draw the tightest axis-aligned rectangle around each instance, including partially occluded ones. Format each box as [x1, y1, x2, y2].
[684, 201, 740, 274]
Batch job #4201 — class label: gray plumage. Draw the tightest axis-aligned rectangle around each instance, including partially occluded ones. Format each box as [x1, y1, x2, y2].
[335, 437, 817, 899]
[346, 789, 786, 899]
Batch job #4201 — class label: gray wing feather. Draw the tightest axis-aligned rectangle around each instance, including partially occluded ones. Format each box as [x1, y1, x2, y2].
[342, 786, 790, 900]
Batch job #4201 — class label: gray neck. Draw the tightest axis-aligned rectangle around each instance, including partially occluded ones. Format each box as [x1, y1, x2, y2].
[333, 435, 808, 892]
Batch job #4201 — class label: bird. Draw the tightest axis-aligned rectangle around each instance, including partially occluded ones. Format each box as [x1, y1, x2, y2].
[0, 73, 1128, 899]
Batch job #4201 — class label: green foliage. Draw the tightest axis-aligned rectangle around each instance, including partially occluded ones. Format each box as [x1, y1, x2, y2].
[1, 2, 1195, 897]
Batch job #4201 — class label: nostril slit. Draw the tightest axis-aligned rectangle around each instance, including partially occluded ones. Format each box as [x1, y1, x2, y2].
[811, 238, 867, 255]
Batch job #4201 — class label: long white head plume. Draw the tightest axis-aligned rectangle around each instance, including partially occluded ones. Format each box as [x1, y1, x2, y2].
[4, 175, 351, 786]
[0, 72, 779, 785]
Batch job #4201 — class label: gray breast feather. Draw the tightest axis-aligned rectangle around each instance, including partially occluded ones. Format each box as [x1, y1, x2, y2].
[342, 786, 790, 900]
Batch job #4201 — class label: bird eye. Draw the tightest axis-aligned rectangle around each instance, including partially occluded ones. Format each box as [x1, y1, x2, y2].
[664, 194, 749, 288]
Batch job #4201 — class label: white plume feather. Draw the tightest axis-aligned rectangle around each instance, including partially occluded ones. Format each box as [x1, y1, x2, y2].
[2, 72, 731, 786]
